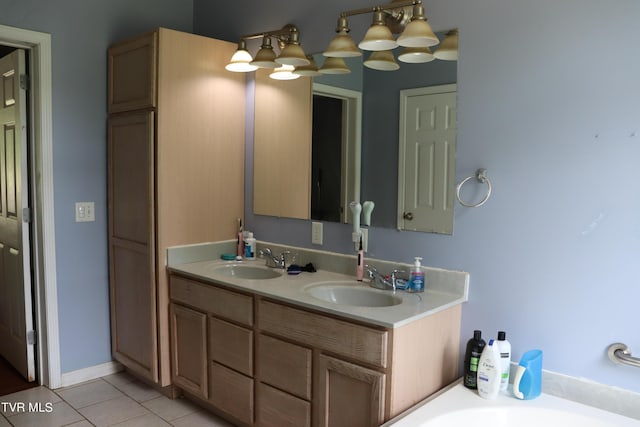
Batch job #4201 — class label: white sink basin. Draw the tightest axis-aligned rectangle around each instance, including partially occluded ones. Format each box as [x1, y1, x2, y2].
[210, 264, 281, 280]
[305, 282, 402, 307]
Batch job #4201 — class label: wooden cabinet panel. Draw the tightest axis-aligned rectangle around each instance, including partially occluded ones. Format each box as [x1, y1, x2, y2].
[253, 69, 312, 219]
[108, 31, 157, 113]
[209, 317, 253, 376]
[317, 355, 385, 427]
[257, 382, 311, 427]
[209, 362, 253, 425]
[258, 300, 388, 368]
[170, 303, 208, 399]
[171, 275, 253, 326]
[257, 334, 311, 400]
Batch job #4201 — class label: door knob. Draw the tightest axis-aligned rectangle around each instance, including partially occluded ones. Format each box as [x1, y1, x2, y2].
[403, 212, 414, 220]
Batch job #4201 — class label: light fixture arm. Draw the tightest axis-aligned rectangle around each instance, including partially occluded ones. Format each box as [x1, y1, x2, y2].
[238, 24, 301, 46]
[339, 0, 422, 19]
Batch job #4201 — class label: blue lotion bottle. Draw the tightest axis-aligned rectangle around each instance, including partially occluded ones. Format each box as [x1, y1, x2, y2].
[407, 257, 425, 293]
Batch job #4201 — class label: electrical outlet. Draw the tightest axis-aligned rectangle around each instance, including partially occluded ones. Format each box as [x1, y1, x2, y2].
[311, 221, 323, 245]
[75, 202, 95, 222]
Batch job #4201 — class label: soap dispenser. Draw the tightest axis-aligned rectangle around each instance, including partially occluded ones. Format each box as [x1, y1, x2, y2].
[406, 257, 425, 293]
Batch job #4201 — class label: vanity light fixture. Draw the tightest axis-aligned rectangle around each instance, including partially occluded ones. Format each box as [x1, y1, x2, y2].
[226, 24, 310, 73]
[293, 55, 323, 77]
[270, 64, 301, 80]
[364, 49, 400, 71]
[323, 0, 455, 69]
[433, 29, 459, 60]
[318, 57, 352, 74]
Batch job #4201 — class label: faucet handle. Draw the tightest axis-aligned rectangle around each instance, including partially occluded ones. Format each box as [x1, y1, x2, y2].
[259, 247, 273, 258]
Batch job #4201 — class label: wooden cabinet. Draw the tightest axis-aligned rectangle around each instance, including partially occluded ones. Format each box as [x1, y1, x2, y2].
[170, 303, 208, 399]
[169, 273, 461, 426]
[253, 69, 312, 219]
[108, 28, 245, 387]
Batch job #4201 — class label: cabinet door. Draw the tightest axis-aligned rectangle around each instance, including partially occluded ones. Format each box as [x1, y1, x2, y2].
[108, 111, 157, 382]
[317, 355, 385, 427]
[170, 303, 208, 399]
[108, 31, 157, 113]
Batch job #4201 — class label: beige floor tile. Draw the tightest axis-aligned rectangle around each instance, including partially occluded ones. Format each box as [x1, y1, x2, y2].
[112, 380, 161, 403]
[102, 371, 136, 389]
[1, 387, 62, 416]
[7, 401, 83, 427]
[57, 379, 124, 409]
[65, 421, 94, 427]
[0, 415, 10, 427]
[171, 410, 235, 427]
[111, 412, 172, 426]
[142, 395, 199, 422]
[77, 395, 148, 427]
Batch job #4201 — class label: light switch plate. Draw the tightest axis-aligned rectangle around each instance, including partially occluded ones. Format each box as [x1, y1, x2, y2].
[75, 202, 95, 222]
[311, 221, 323, 245]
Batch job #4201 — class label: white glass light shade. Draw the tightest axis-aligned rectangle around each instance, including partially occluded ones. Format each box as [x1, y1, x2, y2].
[293, 56, 322, 77]
[433, 30, 458, 61]
[364, 50, 399, 71]
[225, 48, 258, 72]
[358, 11, 397, 51]
[324, 30, 362, 58]
[269, 64, 300, 80]
[251, 37, 278, 68]
[397, 19, 439, 47]
[319, 57, 351, 75]
[398, 46, 434, 64]
[276, 43, 310, 66]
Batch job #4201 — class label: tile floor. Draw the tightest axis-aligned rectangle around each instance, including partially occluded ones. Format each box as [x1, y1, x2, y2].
[0, 371, 235, 427]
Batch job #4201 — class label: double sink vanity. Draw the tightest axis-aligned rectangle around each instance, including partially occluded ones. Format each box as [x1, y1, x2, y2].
[166, 241, 468, 427]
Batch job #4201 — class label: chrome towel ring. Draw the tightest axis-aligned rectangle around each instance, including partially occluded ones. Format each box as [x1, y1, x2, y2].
[456, 168, 492, 207]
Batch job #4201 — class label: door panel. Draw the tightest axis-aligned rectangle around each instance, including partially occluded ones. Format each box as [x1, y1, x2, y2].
[0, 49, 35, 381]
[398, 85, 457, 234]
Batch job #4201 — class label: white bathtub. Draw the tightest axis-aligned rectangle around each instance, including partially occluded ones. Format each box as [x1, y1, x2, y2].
[384, 382, 640, 427]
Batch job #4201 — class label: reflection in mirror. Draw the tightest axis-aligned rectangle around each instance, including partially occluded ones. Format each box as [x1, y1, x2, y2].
[309, 34, 457, 230]
[311, 83, 362, 223]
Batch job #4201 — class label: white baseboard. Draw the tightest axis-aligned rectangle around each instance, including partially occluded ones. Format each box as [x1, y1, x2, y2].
[57, 361, 124, 389]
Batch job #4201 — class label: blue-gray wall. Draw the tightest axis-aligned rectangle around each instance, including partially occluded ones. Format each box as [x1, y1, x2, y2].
[195, 0, 640, 393]
[1, 0, 193, 373]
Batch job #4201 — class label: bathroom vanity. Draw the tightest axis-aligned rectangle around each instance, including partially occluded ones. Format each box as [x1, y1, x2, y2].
[167, 244, 468, 427]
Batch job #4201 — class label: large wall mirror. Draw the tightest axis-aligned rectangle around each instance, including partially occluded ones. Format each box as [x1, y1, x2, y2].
[311, 36, 458, 231]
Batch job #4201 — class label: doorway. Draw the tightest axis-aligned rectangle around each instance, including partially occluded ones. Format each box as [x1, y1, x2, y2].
[0, 24, 59, 390]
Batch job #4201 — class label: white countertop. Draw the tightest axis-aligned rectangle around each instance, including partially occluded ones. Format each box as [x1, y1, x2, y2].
[168, 258, 467, 328]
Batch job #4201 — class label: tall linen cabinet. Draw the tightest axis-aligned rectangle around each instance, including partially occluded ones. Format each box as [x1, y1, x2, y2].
[107, 28, 245, 387]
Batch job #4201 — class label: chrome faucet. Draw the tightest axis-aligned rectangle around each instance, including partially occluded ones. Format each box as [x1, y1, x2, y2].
[365, 265, 406, 291]
[259, 247, 294, 269]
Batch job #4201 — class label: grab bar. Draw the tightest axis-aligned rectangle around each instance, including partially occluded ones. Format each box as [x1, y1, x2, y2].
[607, 343, 640, 368]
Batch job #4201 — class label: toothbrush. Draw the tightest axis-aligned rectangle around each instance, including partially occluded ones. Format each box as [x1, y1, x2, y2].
[349, 201, 361, 242]
[237, 218, 243, 258]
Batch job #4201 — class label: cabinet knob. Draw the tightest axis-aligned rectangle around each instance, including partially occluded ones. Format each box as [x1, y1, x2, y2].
[403, 212, 414, 221]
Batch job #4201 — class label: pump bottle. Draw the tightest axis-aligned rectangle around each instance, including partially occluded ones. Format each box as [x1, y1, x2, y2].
[463, 330, 486, 389]
[407, 257, 425, 293]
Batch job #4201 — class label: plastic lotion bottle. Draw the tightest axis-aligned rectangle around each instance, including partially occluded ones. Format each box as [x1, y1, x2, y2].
[496, 331, 511, 391]
[477, 339, 501, 399]
[463, 330, 486, 389]
[244, 232, 256, 260]
[407, 257, 425, 293]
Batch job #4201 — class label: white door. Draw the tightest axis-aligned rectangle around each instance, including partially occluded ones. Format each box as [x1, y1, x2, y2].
[397, 84, 457, 234]
[0, 49, 35, 382]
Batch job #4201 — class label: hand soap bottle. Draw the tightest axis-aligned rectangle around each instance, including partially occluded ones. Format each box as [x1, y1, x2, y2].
[406, 257, 425, 293]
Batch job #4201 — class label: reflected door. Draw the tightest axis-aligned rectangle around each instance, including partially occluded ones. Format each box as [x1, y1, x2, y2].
[0, 49, 35, 381]
[398, 84, 457, 234]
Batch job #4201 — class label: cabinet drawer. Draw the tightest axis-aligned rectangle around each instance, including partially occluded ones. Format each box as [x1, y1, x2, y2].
[170, 275, 253, 326]
[258, 300, 388, 368]
[258, 334, 311, 400]
[209, 317, 253, 376]
[209, 362, 253, 425]
[257, 382, 311, 427]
